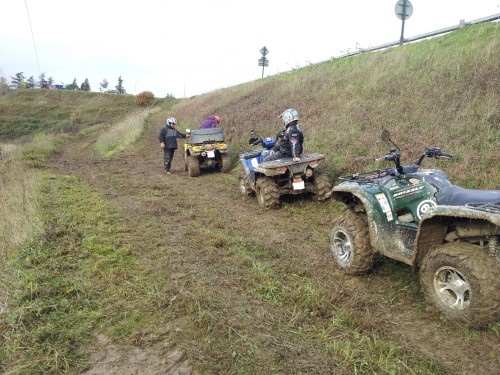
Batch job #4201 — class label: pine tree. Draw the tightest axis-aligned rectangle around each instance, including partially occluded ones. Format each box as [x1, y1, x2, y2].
[26, 76, 36, 88]
[38, 73, 49, 88]
[80, 78, 91, 91]
[115, 76, 126, 94]
[10, 72, 25, 89]
[100, 78, 109, 92]
[0, 77, 10, 95]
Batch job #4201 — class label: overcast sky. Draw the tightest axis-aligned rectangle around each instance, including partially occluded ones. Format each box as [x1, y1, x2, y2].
[1, 1, 498, 98]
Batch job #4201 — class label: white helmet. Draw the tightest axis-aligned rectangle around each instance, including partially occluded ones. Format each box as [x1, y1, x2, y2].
[167, 117, 177, 126]
[279, 108, 299, 129]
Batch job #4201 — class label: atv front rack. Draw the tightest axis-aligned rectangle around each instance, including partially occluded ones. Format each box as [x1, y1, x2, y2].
[465, 201, 500, 214]
[339, 168, 390, 183]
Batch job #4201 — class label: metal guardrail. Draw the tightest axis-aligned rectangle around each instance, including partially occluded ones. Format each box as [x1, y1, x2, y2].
[303, 13, 500, 66]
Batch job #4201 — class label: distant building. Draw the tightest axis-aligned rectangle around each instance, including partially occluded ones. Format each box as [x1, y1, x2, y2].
[50, 84, 66, 90]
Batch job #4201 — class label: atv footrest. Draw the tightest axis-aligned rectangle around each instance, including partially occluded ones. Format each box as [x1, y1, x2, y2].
[465, 201, 500, 214]
[240, 149, 264, 159]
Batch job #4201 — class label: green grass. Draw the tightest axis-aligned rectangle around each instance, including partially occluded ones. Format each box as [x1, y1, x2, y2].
[0, 174, 173, 374]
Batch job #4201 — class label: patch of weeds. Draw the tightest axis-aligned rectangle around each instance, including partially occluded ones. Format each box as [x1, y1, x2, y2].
[21, 133, 60, 168]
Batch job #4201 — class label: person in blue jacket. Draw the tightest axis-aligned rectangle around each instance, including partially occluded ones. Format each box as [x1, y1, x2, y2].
[199, 115, 221, 129]
[159, 117, 188, 174]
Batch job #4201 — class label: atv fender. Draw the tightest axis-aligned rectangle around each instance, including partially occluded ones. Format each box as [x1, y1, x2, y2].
[413, 205, 500, 267]
[331, 184, 388, 256]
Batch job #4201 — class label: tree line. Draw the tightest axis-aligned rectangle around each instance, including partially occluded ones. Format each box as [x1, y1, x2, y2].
[1, 73, 126, 94]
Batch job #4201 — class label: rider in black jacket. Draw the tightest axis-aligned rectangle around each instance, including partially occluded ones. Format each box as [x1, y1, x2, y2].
[158, 117, 188, 173]
[263, 108, 304, 163]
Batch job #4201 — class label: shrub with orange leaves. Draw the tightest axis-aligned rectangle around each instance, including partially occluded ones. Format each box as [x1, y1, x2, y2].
[135, 91, 155, 107]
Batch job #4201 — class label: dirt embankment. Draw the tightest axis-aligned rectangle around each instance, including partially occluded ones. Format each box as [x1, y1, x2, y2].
[49, 118, 500, 375]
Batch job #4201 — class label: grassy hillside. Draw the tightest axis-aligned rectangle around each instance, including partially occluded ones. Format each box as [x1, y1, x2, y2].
[0, 90, 159, 140]
[175, 22, 499, 189]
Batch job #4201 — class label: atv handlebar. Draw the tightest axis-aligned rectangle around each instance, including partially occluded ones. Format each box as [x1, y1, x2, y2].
[376, 146, 452, 175]
[416, 147, 453, 165]
[375, 148, 400, 162]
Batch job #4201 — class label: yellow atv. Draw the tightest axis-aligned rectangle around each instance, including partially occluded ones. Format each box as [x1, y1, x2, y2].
[183, 128, 231, 177]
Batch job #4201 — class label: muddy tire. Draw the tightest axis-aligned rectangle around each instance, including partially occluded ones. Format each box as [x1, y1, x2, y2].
[256, 177, 280, 209]
[311, 171, 332, 202]
[238, 171, 255, 197]
[419, 242, 500, 328]
[220, 154, 232, 173]
[187, 156, 200, 177]
[329, 212, 372, 275]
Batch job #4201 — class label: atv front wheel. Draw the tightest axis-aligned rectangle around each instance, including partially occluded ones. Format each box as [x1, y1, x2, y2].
[329, 213, 372, 275]
[187, 156, 200, 177]
[220, 154, 232, 173]
[419, 242, 500, 328]
[238, 171, 255, 196]
[311, 171, 332, 202]
[256, 177, 280, 209]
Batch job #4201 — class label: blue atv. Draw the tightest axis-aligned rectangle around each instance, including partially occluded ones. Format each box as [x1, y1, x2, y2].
[238, 131, 332, 209]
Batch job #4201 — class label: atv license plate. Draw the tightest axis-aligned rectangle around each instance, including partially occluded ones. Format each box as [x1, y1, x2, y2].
[207, 150, 215, 158]
[293, 178, 305, 190]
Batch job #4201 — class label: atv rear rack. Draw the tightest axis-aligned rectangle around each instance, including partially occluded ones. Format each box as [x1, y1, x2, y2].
[257, 153, 325, 169]
[465, 201, 500, 214]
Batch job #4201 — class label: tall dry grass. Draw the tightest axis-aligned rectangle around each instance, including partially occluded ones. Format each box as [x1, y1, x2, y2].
[95, 107, 160, 157]
[0, 144, 43, 316]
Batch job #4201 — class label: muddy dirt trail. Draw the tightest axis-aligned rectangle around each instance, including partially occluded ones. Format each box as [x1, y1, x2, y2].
[49, 117, 499, 375]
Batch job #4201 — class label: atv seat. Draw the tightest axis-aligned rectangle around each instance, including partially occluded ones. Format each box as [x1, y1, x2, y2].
[436, 185, 500, 206]
[189, 128, 224, 145]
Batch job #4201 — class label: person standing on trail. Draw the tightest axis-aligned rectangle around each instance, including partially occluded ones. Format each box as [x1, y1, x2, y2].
[263, 108, 304, 163]
[199, 115, 221, 129]
[159, 117, 188, 174]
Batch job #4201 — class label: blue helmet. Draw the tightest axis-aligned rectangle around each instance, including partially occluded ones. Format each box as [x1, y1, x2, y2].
[262, 137, 276, 149]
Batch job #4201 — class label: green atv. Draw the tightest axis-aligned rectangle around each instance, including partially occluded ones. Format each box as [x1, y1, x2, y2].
[329, 130, 500, 328]
[183, 128, 231, 177]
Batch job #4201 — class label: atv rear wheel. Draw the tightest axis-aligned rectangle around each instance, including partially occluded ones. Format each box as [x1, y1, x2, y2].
[220, 154, 232, 173]
[238, 171, 255, 196]
[187, 156, 200, 177]
[419, 242, 500, 328]
[329, 212, 372, 275]
[311, 171, 332, 202]
[256, 177, 280, 209]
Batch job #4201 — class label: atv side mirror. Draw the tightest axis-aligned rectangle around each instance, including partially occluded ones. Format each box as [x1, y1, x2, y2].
[381, 129, 391, 142]
[249, 137, 260, 145]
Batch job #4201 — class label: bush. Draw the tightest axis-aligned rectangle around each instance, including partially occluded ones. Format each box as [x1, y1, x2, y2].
[135, 91, 155, 107]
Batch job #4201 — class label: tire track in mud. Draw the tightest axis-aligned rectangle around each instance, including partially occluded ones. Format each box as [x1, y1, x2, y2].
[50, 121, 500, 375]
